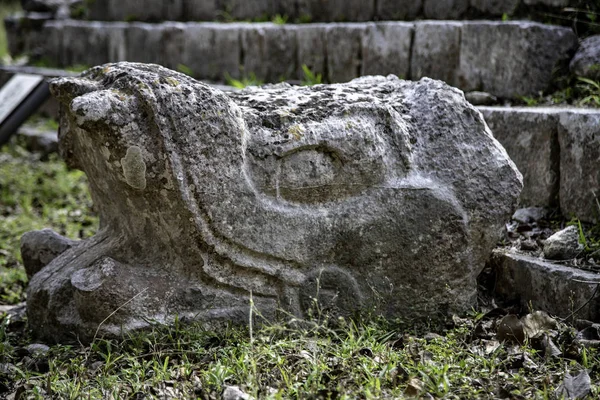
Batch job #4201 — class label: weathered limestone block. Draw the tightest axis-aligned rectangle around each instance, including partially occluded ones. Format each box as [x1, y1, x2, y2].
[88, 0, 179, 22]
[570, 35, 600, 80]
[458, 22, 577, 98]
[25, 63, 522, 342]
[423, 0, 469, 19]
[296, 0, 374, 22]
[376, 0, 422, 20]
[220, 0, 276, 21]
[489, 250, 600, 321]
[558, 111, 600, 222]
[21, 0, 67, 12]
[470, 0, 519, 16]
[41, 21, 64, 66]
[478, 107, 560, 208]
[326, 24, 366, 83]
[241, 24, 297, 82]
[61, 21, 112, 67]
[21, 229, 76, 279]
[182, 23, 242, 81]
[361, 23, 412, 78]
[182, 0, 218, 20]
[125, 23, 165, 65]
[4, 12, 52, 58]
[159, 22, 187, 71]
[295, 24, 327, 81]
[411, 21, 461, 86]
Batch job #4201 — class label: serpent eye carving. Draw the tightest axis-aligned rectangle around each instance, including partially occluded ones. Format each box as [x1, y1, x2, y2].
[246, 117, 398, 205]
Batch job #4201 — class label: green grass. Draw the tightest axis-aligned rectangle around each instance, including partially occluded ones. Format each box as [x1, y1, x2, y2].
[1, 143, 600, 398]
[0, 0, 21, 62]
[0, 141, 98, 304]
[225, 72, 263, 89]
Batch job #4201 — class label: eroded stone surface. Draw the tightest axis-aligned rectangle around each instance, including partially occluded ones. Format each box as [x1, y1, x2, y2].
[558, 111, 600, 222]
[25, 63, 522, 342]
[570, 35, 600, 80]
[490, 250, 600, 321]
[459, 22, 577, 98]
[543, 226, 584, 260]
[479, 107, 560, 208]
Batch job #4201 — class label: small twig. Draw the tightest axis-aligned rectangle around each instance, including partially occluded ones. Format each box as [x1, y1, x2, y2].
[92, 287, 149, 344]
[560, 283, 600, 323]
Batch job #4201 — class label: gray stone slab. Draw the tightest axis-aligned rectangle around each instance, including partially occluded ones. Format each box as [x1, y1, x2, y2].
[125, 23, 165, 65]
[4, 12, 52, 59]
[361, 22, 412, 79]
[220, 0, 276, 21]
[411, 21, 461, 86]
[183, 0, 218, 20]
[61, 21, 112, 68]
[458, 21, 577, 98]
[295, 24, 327, 81]
[376, 0, 422, 20]
[296, 0, 374, 22]
[558, 110, 600, 222]
[326, 24, 366, 83]
[478, 106, 560, 208]
[570, 35, 600, 81]
[423, 0, 469, 19]
[41, 21, 64, 67]
[241, 24, 297, 82]
[90, 0, 171, 21]
[182, 23, 243, 81]
[160, 22, 187, 71]
[470, 0, 519, 16]
[490, 250, 600, 322]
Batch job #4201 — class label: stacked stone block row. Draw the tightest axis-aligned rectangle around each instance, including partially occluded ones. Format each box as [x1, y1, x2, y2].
[10, 19, 577, 98]
[81, 0, 575, 22]
[480, 107, 600, 222]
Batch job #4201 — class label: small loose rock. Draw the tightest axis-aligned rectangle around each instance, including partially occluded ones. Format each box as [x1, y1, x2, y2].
[543, 226, 584, 260]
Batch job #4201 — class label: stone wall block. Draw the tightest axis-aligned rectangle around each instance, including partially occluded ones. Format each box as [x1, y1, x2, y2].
[323, 0, 374, 22]
[570, 35, 600, 81]
[40, 22, 63, 66]
[410, 21, 461, 86]
[242, 24, 297, 82]
[326, 24, 366, 83]
[479, 107, 560, 208]
[163, 0, 184, 21]
[183, 0, 218, 20]
[160, 22, 187, 71]
[470, 0, 519, 16]
[459, 22, 577, 98]
[361, 22, 413, 79]
[108, 0, 166, 21]
[86, 0, 112, 20]
[295, 24, 327, 81]
[219, 0, 276, 21]
[423, 0, 469, 19]
[490, 250, 600, 321]
[558, 111, 600, 222]
[125, 23, 165, 65]
[107, 23, 128, 63]
[182, 23, 242, 81]
[60, 22, 112, 68]
[376, 0, 422, 20]
[296, 0, 374, 22]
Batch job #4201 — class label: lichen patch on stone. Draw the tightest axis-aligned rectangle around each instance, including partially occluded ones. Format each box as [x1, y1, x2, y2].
[121, 146, 147, 190]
